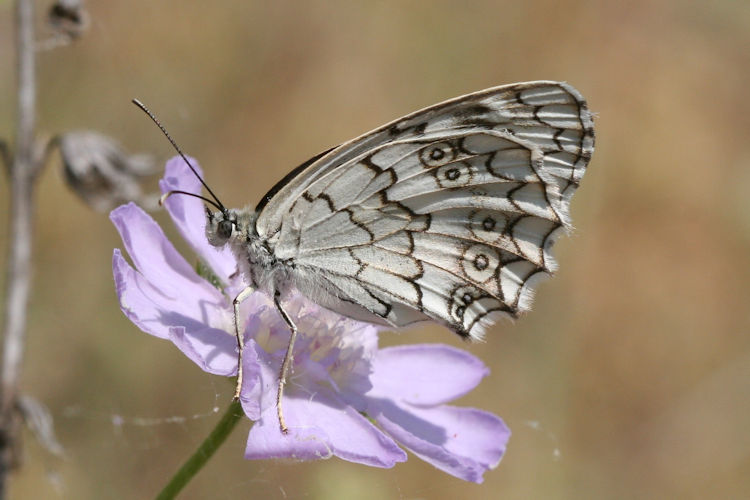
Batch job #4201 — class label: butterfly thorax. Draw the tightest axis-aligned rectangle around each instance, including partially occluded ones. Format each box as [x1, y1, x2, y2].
[206, 208, 292, 296]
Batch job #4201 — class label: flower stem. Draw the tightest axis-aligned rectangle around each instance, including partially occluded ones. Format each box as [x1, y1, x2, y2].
[155, 399, 245, 500]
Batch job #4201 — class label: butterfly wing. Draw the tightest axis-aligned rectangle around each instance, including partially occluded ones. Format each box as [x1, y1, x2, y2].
[256, 81, 594, 339]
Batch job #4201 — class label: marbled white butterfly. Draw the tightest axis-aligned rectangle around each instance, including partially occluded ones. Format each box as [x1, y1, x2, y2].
[137, 81, 594, 432]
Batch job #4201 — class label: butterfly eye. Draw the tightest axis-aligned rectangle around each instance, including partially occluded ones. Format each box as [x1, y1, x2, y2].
[218, 220, 233, 239]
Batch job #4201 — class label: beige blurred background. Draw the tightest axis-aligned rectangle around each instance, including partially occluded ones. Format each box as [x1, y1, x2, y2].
[1, 1, 749, 498]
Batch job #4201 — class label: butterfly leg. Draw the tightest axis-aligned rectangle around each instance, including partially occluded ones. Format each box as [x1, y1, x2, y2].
[274, 292, 298, 434]
[232, 286, 255, 400]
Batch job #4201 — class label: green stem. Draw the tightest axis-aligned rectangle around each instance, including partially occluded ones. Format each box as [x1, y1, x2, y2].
[155, 399, 245, 500]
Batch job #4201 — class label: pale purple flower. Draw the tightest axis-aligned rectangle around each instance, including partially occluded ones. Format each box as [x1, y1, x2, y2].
[111, 157, 510, 482]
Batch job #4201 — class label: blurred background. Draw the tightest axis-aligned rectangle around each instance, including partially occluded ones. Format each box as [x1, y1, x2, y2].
[1, 0, 749, 498]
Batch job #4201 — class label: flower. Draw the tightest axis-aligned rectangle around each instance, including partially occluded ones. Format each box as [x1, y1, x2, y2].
[111, 157, 510, 482]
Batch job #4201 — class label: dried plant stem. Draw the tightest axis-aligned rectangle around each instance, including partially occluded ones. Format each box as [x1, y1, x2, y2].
[0, 0, 43, 496]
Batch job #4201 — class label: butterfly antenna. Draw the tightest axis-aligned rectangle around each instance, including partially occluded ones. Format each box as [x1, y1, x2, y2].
[131, 98, 227, 213]
[158, 190, 224, 212]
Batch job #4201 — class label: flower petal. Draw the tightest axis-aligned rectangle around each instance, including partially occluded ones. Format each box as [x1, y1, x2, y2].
[111, 204, 228, 323]
[110, 203, 220, 301]
[159, 157, 237, 285]
[238, 338, 268, 421]
[368, 344, 489, 405]
[371, 400, 510, 483]
[168, 326, 237, 376]
[113, 248, 171, 339]
[114, 249, 238, 374]
[111, 203, 242, 376]
[245, 388, 406, 468]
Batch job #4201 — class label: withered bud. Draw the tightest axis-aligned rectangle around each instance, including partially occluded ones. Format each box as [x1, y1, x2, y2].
[59, 130, 157, 212]
[48, 0, 90, 41]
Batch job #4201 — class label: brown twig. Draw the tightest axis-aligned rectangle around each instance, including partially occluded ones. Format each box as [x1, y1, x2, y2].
[0, 0, 43, 496]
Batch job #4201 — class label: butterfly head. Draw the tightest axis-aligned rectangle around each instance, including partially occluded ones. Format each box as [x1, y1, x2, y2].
[205, 207, 257, 248]
[205, 208, 237, 247]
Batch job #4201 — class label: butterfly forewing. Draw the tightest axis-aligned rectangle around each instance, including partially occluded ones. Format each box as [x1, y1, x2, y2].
[257, 81, 594, 339]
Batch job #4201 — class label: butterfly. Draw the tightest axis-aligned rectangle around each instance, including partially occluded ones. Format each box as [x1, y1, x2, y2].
[140, 80, 594, 433]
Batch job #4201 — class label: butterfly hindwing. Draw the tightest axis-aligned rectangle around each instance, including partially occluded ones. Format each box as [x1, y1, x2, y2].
[259, 81, 594, 339]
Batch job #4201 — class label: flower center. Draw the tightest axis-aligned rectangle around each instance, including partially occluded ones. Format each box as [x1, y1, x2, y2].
[249, 295, 376, 395]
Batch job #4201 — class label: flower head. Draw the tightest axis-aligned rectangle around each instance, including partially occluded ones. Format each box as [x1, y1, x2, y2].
[111, 157, 510, 482]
